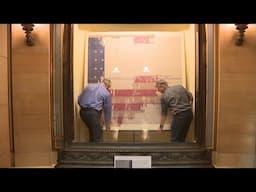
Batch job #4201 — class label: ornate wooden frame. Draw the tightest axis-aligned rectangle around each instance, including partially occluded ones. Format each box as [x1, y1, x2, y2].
[56, 24, 212, 168]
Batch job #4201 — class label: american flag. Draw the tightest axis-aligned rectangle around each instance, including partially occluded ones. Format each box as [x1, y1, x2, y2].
[86, 34, 180, 130]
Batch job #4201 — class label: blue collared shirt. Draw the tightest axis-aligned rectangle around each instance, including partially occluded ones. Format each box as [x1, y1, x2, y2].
[78, 83, 112, 127]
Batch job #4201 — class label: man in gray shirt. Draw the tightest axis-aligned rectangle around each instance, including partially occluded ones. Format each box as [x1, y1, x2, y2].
[155, 79, 193, 143]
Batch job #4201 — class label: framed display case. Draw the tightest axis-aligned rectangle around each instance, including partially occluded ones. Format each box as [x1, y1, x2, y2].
[55, 24, 212, 168]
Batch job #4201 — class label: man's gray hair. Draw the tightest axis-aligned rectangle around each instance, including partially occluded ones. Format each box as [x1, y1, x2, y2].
[102, 78, 111, 88]
[155, 79, 168, 87]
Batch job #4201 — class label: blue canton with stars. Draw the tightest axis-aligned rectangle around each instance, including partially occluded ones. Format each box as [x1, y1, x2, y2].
[88, 37, 105, 83]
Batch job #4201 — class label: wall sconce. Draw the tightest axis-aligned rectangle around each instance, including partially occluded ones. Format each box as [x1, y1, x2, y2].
[235, 24, 248, 46]
[21, 24, 35, 46]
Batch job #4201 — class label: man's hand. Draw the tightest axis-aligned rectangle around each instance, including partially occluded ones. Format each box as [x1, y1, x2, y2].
[158, 124, 164, 131]
[106, 126, 111, 131]
[101, 116, 105, 125]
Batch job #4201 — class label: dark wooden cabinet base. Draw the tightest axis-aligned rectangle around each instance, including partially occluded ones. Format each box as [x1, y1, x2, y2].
[56, 143, 212, 168]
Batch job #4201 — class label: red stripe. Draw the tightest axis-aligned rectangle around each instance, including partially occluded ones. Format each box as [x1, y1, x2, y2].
[112, 115, 159, 123]
[112, 96, 160, 104]
[112, 103, 144, 111]
[111, 89, 157, 96]
[134, 36, 150, 44]
[134, 75, 159, 83]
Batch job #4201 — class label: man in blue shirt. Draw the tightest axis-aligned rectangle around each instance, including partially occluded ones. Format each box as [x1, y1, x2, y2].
[155, 79, 193, 143]
[78, 78, 112, 143]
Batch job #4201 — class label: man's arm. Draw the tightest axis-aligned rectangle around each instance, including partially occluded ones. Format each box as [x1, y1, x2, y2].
[187, 91, 193, 105]
[103, 94, 112, 130]
[159, 97, 168, 130]
[159, 115, 167, 130]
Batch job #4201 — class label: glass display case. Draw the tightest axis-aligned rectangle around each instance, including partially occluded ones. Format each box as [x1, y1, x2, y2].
[55, 24, 212, 168]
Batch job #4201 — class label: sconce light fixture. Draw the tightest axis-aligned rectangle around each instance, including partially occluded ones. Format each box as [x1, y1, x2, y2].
[21, 24, 35, 46]
[234, 24, 248, 46]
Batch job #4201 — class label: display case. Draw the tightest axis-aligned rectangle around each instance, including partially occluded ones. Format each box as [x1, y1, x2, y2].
[55, 24, 212, 168]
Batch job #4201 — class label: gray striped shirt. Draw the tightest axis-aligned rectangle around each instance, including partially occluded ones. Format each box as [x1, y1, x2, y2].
[161, 84, 193, 115]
